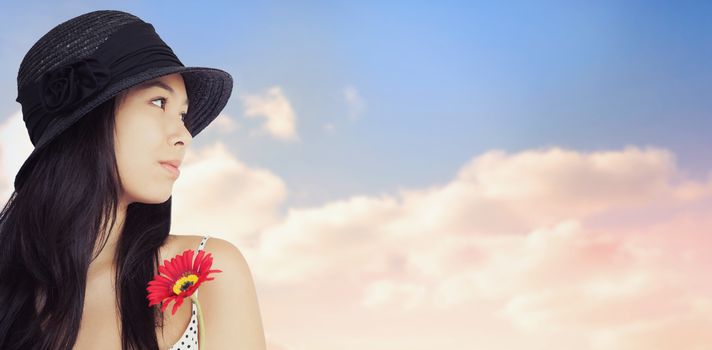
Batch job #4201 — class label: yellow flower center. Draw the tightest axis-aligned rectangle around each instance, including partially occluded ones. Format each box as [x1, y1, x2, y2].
[172, 274, 199, 295]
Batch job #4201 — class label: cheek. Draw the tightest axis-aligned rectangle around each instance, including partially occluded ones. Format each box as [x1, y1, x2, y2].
[113, 117, 166, 190]
[115, 136, 153, 187]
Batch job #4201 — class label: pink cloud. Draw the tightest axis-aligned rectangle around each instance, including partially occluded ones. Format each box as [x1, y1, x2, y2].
[246, 145, 712, 349]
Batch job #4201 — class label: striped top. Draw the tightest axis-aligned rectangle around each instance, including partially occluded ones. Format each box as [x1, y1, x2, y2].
[168, 235, 210, 350]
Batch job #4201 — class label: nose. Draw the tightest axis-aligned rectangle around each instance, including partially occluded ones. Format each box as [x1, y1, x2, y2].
[178, 127, 192, 147]
[171, 117, 193, 147]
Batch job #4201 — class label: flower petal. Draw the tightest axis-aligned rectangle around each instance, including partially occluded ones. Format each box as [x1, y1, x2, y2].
[193, 250, 205, 272]
[170, 296, 185, 315]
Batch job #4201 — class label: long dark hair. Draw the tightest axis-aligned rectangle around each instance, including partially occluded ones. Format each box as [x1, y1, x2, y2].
[0, 93, 171, 349]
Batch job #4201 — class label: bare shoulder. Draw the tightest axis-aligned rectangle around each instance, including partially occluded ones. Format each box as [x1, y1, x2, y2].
[162, 234, 214, 256]
[172, 234, 267, 349]
[168, 234, 244, 262]
[160, 234, 196, 262]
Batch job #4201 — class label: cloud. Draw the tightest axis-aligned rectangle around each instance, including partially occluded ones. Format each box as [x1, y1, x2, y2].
[0, 111, 34, 200]
[241, 86, 299, 141]
[253, 145, 711, 283]
[342, 85, 365, 120]
[588, 305, 712, 350]
[322, 122, 336, 133]
[206, 112, 240, 134]
[361, 279, 428, 310]
[244, 145, 712, 349]
[171, 141, 288, 254]
[266, 335, 303, 350]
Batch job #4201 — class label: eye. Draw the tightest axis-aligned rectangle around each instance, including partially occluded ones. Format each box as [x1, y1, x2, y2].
[151, 97, 167, 109]
[152, 97, 188, 123]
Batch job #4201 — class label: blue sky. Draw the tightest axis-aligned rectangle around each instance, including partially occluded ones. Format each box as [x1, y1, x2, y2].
[1, 1, 711, 207]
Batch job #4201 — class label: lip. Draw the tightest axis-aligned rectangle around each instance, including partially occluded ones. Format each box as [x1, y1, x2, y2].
[159, 162, 180, 178]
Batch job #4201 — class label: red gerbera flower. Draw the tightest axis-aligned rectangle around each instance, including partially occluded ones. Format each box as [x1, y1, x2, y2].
[146, 248, 222, 315]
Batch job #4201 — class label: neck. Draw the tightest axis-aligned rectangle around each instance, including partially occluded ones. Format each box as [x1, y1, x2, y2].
[88, 198, 128, 275]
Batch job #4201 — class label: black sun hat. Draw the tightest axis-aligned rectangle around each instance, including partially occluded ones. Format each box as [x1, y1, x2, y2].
[13, 10, 233, 191]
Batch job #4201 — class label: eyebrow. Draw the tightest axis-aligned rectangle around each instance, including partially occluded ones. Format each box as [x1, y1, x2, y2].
[135, 80, 189, 106]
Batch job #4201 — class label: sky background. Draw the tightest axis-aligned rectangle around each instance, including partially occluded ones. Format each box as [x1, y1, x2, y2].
[1, 1, 712, 349]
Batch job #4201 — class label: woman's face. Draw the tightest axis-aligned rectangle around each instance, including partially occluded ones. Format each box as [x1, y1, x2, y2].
[113, 73, 192, 205]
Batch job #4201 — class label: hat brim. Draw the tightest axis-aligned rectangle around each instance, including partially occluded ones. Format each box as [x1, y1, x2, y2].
[13, 65, 233, 190]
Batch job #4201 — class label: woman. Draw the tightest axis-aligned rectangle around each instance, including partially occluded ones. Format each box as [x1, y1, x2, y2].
[0, 10, 266, 350]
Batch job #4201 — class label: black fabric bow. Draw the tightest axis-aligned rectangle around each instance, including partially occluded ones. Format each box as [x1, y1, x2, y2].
[39, 58, 111, 113]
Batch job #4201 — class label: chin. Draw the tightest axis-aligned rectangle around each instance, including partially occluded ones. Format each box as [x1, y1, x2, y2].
[127, 188, 174, 205]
